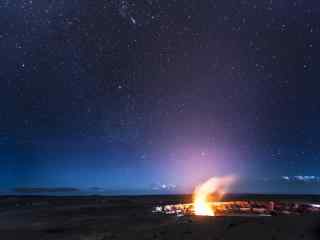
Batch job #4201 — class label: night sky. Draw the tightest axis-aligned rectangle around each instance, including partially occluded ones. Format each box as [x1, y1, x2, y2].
[1, 0, 320, 194]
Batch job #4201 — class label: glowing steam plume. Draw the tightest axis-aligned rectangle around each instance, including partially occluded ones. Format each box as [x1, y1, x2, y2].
[193, 176, 235, 216]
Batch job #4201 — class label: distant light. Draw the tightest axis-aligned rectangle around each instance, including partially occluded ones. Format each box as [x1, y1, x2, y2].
[282, 175, 320, 182]
[130, 17, 136, 25]
[152, 183, 177, 191]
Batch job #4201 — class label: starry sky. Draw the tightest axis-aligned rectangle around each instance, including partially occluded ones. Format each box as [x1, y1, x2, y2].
[1, 0, 320, 194]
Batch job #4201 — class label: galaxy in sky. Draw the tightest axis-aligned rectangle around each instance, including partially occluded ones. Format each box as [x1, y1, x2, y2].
[1, 0, 320, 194]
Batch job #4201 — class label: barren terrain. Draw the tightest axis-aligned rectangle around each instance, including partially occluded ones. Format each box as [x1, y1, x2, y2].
[0, 195, 320, 240]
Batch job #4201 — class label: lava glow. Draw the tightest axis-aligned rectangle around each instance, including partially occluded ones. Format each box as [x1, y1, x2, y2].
[193, 176, 235, 216]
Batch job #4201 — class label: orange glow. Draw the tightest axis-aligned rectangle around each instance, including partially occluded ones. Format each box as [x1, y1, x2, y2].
[193, 176, 234, 216]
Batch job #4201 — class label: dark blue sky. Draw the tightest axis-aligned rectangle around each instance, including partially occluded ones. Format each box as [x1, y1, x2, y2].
[1, 0, 320, 193]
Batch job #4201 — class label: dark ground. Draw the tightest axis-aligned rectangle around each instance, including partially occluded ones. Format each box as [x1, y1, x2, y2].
[1, 195, 320, 240]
